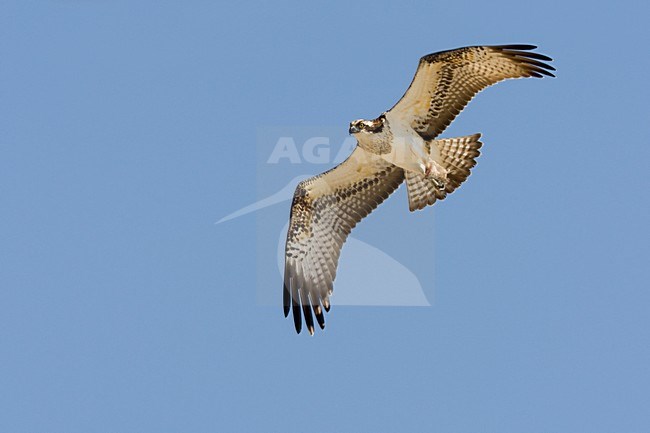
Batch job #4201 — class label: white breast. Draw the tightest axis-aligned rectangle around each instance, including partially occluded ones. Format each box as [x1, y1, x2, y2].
[383, 112, 438, 174]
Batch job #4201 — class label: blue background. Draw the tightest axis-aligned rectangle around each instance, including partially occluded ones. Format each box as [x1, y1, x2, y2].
[2, 1, 649, 432]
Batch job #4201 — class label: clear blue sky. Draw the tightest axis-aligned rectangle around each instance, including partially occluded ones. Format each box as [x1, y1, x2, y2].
[2, 1, 649, 432]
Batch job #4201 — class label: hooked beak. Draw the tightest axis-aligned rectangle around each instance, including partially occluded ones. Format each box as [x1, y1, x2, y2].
[349, 124, 360, 134]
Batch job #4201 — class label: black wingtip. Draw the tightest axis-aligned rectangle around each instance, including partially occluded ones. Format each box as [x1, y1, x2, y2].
[314, 305, 326, 330]
[283, 285, 290, 318]
[500, 45, 556, 79]
[515, 51, 553, 62]
[291, 298, 302, 334]
[498, 44, 537, 50]
[515, 57, 556, 72]
[293, 313, 302, 334]
[301, 299, 315, 337]
[527, 68, 555, 78]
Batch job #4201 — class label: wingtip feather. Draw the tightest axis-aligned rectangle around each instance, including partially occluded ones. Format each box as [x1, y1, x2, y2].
[283, 284, 290, 318]
[291, 293, 302, 334]
[497, 44, 537, 50]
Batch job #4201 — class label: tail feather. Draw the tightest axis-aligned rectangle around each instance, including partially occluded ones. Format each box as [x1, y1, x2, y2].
[406, 133, 482, 211]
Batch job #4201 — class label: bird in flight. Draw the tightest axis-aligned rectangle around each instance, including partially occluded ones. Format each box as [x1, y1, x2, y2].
[283, 44, 555, 334]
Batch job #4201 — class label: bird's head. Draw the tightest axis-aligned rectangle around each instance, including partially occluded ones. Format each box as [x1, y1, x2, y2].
[349, 115, 386, 135]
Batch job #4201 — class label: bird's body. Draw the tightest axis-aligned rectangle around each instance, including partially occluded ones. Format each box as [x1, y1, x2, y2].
[283, 44, 555, 334]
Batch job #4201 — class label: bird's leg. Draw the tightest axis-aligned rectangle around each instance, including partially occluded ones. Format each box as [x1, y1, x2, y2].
[424, 161, 433, 177]
[423, 159, 447, 190]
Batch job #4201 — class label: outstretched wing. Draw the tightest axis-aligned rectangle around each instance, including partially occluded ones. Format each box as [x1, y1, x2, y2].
[283, 147, 404, 335]
[388, 44, 555, 140]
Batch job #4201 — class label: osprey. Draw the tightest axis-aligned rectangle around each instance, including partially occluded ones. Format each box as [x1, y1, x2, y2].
[283, 44, 555, 334]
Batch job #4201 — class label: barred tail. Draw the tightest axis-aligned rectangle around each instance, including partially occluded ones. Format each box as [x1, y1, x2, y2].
[406, 133, 482, 211]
